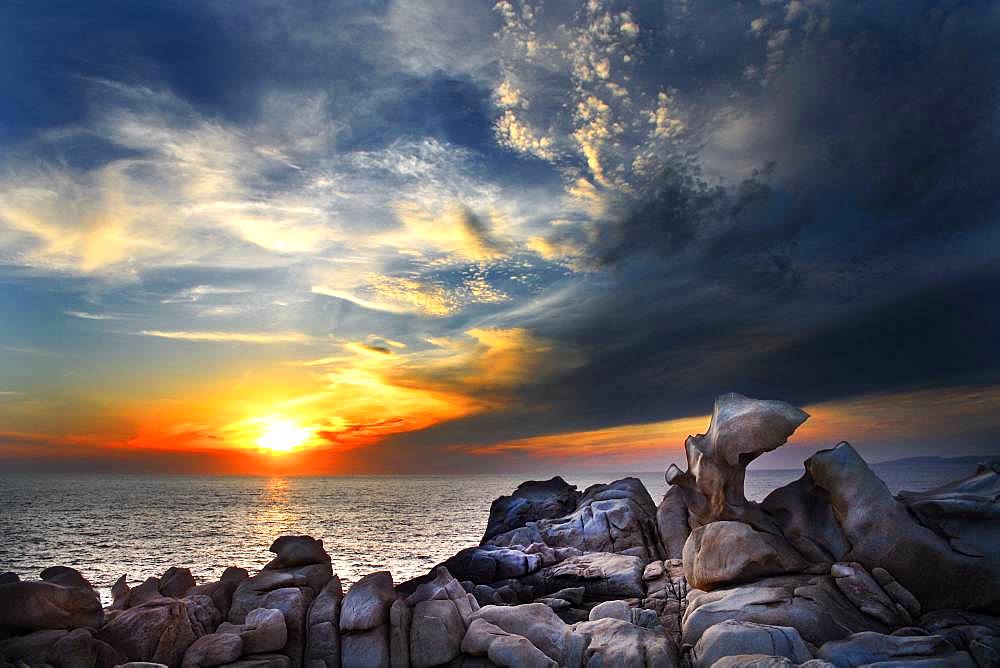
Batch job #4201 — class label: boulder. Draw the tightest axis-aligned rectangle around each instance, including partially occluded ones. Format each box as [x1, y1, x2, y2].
[656, 486, 690, 560]
[404, 567, 478, 625]
[488, 478, 663, 562]
[541, 552, 645, 600]
[689, 620, 812, 668]
[0, 628, 124, 668]
[816, 631, 973, 667]
[806, 442, 1000, 612]
[160, 567, 197, 598]
[482, 477, 581, 543]
[665, 393, 809, 531]
[97, 597, 215, 666]
[116, 578, 163, 610]
[569, 617, 677, 667]
[40, 566, 93, 590]
[461, 618, 556, 668]
[340, 572, 396, 668]
[238, 607, 288, 654]
[830, 563, 908, 626]
[181, 633, 243, 668]
[0, 579, 103, 631]
[589, 600, 632, 623]
[304, 575, 343, 667]
[0, 572, 19, 584]
[683, 575, 885, 647]
[471, 604, 569, 663]
[409, 599, 465, 668]
[266, 536, 331, 571]
[683, 521, 808, 591]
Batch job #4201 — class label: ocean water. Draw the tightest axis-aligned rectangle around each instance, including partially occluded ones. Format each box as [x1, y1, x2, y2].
[0, 464, 979, 605]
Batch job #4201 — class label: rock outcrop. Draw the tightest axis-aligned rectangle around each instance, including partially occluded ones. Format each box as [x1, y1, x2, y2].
[3, 393, 997, 668]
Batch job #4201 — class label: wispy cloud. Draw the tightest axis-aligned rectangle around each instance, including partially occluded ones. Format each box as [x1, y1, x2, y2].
[65, 310, 125, 320]
[139, 330, 316, 344]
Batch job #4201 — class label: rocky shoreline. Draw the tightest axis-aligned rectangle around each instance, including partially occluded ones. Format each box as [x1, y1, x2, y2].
[1, 393, 998, 667]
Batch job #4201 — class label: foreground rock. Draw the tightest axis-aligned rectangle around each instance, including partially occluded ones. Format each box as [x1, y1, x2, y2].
[0, 569, 103, 632]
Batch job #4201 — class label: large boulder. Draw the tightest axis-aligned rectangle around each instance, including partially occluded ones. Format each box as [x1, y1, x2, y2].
[409, 599, 465, 668]
[683, 575, 885, 647]
[487, 478, 664, 562]
[540, 552, 645, 600]
[805, 442, 1000, 612]
[437, 546, 544, 584]
[266, 536, 332, 571]
[683, 521, 809, 591]
[665, 393, 808, 531]
[97, 597, 217, 666]
[0, 628, 124, 668]
[482, 477, 581, 544]
[689, 620, 812, 668]
[39, 566, 93, 590]
[340, 572, 396, 668]
[0, 579, 103, 631]
[217, 607, 288, 655]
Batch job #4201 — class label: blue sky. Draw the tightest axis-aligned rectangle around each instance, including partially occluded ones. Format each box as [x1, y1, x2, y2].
[1, 0, 999, 473]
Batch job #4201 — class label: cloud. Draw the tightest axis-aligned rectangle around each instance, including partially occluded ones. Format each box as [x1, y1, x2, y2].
[139, 330, 316, 344]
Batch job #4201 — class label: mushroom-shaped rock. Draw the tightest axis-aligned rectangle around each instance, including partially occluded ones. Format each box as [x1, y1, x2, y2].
[667, 393, 808, 530]
[265, 536, 331, 570]
[690, 620, 812, 668]
[0, 579, 103, 631]
[683, 521, 809, 591]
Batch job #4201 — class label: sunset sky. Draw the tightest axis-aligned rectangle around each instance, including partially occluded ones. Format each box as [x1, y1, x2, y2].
[1, 0, 999, 474]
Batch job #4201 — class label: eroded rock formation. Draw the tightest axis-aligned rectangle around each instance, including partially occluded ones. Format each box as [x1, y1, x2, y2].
[1, 393, 997, 668]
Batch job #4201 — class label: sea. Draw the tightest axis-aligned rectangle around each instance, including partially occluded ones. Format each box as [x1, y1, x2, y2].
[0, 462, 983, 606]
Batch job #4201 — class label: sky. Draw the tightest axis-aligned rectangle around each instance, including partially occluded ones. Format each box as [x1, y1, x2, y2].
[1, 0, 999, 475]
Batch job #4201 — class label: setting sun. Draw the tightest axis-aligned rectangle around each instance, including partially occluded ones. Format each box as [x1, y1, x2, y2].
[256, 418, 311, 453]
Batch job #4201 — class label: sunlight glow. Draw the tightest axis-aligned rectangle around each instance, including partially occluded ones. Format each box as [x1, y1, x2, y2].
[256, 418, 311, 453]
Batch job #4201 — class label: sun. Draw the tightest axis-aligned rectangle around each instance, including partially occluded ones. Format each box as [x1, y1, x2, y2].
[256, 418, 311, 453]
